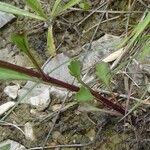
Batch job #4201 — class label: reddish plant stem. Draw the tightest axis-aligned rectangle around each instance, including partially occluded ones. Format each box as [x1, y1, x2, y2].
[0, 60, 125, 115]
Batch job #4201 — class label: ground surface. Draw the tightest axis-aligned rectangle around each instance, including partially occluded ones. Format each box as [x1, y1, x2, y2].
[0, 0, 150, 150]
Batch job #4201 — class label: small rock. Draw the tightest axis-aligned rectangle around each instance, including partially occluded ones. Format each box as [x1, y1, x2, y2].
[30, 109, 48, 119]
[51, 104, 62, 111]
[0, 48, 31, 67]
[43, 53, 75, 84]
[29, 88, 51, 111]
[4, 84, 20, 99]
[0, 101, 15, 116]
[0, 11, 15, 28]
[24, 122, 35, 141]
[0, 139, 26, 150]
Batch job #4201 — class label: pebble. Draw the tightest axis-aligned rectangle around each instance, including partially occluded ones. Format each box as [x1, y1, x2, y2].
[4, 84, 20, 99]
[0, 101, 15, 116]
[0, 11, 15, 28]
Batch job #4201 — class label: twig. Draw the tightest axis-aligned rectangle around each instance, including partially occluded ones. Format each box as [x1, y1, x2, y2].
[0, 120, 25, 136]
[0, 60, 126, 115]
[77, 1, 107, 26]
[88, 3, 108, 50]
[70, 8, 144, 14]
[82, 16, 119, 34]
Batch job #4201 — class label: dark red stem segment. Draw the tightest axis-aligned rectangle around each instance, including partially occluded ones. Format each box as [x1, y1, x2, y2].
[0, 60, 125, 115]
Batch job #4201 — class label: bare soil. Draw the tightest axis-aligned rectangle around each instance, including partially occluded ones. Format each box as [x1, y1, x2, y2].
[0, 0, 150, 149]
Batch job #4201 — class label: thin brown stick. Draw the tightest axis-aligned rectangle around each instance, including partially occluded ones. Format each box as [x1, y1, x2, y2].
[0, 60, 126, 115]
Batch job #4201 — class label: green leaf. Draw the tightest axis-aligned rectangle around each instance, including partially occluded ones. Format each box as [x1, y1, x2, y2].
[0, 67, 34, 81]
[68, 60, 81, 80]
[51, 0, 81, 17]
[47, 26, 56, 56]
[11, 33, 29, 54]
[11, 33, 44, 73]
[0, 144, 10, 150]
[75, 86, 93, 102]
[0, 2, 46, 21]
[51, 0, 62, 17]
[96, 62, 112, 88]
[128, 12, 150, 47]
[118, 11, 150, 49]
[61, 0, 81, 12]
[25, 0, 47, 19]
[79, 0, 91, 11]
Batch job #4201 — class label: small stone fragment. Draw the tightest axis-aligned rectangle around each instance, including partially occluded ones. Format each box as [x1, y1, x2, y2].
[51, 104, 62, 111]
[29, 88, 51, 111]
[0, 139, 26, 150]
[24, 122, 35, 141]
[0, 101, 15, 116]
[30, 109, 47, 119]
[0, 11, 15, 28]
[4, 84, 20, 99]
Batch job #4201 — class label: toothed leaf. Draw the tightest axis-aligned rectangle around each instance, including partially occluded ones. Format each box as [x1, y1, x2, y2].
[75, 86, 93, 102]
[68, 60, 81, 80]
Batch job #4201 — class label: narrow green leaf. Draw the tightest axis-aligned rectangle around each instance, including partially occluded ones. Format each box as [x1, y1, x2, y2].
[11, 33, 29, 54]
[118, 11, 150, 49]
[51, 0, 62, 17]
[25, 0, 47, 19]
[11, 33, 44, 74]
[75, 86, 93, 102]
[0, 144, 10, 150]
[51, 0, 81, 17]
[96, 62, 112, 88]
[128, 12, 150, 47]
[47, 26, 56, 56]
[0, 67, 34, 81]
[79, 0, 91, 11]
[61, 0, 81, 12]
[68, 60, 81, 80]
[0, 2, 46, 21]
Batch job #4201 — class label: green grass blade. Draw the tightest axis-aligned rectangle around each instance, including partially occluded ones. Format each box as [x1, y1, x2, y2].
[128, 11, 150, 47]
[51, 0, 81, 17]
[51, 0, 62, 17]
[0, 2, 46, 21]
[12, 33, 45, 74]
[0, 67, 35, 81]
[25, 0, 47, 19]
[119, 11, 150, 49]
[61, 0, 81, 12]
